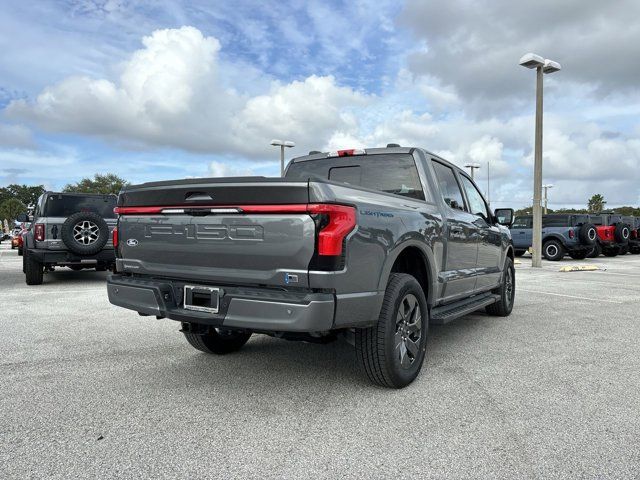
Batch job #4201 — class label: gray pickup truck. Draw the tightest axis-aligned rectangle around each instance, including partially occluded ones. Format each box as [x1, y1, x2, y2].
[107, 146, 516, 388]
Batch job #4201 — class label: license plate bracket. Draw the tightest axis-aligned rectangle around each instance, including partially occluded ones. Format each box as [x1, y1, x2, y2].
[183, 285, 220, 314]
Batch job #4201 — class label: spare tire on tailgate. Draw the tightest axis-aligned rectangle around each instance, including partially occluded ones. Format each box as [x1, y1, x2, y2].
[61, 212, 109, 255]
[578, 223, 597, 245]
[614, 223, 631, 243]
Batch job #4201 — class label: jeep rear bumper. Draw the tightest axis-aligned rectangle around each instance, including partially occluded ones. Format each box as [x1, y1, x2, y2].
[107, 274, 336, 332]
[27, 248, 115, 265]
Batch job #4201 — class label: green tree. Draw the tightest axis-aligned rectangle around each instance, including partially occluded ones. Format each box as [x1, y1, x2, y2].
[0, 198, 27, 224]
[0, 184, 45, 205]
[587, 194, 606, 213]
[63, 173, 129, 195]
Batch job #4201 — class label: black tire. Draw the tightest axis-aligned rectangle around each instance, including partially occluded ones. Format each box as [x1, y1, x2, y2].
[95, 264, 107, 272]
[569, 251, 588, 260]
[61, 212, 109, 255]
[614, 223, 631, 243]
[630, 247, 640, 255]
[355, 273, 428, 389]
[22, 248, 27, 273]
[486, 257, 515, 316]
[543, 239, 565, 261]
[18, 247, 23, 256]
[11, 243, 15, 250]
[578, 223, 597, 245]
[602, 248, 618, 257]
[183, 328, 252, 354]
[587, 244, 601, 258]
[25, 253, 44, 285]
[619, 245, 629, 255]
[514, 250, 526, 257]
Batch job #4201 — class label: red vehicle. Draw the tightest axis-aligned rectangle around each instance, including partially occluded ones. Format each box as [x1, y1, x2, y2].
[588, 214, 630, 257]
[623, 216, 640, 254]
[10, 224, 28, 256]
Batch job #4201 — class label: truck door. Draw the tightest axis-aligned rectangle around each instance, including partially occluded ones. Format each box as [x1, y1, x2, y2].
[459, 174, 502, 291]
[431, 161, 479, 301]
[511, 215, 532, 250]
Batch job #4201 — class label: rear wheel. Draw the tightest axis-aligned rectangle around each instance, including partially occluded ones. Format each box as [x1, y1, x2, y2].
[543, 239, 564, 261]
[602, 248, 618, 257]
[25, 254, 44, 285]
[355, 273, 428, 389]
[569, 251, 588, 260]
[183, 328, 252, 354]
[587, 244, 601, 258]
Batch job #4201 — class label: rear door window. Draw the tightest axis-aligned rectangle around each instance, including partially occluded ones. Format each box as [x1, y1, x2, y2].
[44, 195, 117, 218]
[431, 161, 466, 211]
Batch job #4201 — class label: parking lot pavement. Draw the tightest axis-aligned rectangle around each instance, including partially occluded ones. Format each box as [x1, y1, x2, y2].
[1, 243, 639, 479]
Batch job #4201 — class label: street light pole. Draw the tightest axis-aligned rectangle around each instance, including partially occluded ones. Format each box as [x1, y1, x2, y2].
[464, 163, 481, 180]
[542, 184, 554, 214]
[270, 139, 296, 176]
[519, 53, 561, 268]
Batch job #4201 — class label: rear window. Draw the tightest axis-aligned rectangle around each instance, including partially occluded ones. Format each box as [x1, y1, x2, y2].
[44, 195, 117, 218]
[286, 154, 427, 201]
[542, 216, 570, 228]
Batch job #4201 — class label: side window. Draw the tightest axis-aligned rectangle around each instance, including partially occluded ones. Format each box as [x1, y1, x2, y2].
[432, 161, 466, 211]
[460, 175, 490, 220]
[512, 217, 531, 229]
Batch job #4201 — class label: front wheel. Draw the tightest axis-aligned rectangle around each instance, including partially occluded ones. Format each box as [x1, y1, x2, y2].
[543, 240, 565, 261]
[602, 248, 618, 257]
[486, 257, 515, 316]
[587, 244, 601, 258]
[183, 328, 252, 354]
[18, 247, 23, 256]
[355, 273, 428, 389]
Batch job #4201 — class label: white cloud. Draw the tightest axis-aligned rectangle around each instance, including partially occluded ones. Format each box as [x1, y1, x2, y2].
[0, 123, 34, 149]
[209, 161, 255, 177]
[7, 27, 370, 159]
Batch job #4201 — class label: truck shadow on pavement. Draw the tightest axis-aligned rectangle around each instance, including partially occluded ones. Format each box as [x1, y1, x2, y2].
[140, 313, 495, 392]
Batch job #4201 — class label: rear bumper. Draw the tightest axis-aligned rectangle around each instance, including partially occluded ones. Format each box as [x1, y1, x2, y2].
[107, 274, 336, 332]
[27, 248, 115, 265]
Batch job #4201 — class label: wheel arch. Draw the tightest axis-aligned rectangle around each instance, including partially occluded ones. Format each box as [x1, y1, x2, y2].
[378, 242, 436, 307]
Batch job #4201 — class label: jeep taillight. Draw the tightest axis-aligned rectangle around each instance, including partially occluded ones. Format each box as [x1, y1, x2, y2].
[112, 226, 118, 248]
[34, 223, 45, 241]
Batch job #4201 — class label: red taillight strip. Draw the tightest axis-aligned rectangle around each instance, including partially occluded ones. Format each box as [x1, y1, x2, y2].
[116, 204, 315, 215]
[112, 226, 118, 248]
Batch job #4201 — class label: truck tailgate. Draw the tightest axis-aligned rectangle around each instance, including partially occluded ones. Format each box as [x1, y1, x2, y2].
[115, 179, 316, 287]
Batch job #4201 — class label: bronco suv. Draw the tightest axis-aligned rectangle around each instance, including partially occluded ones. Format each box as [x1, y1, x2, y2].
[18, 192, 117, 285]
[107, 146, 516, 388]
[622, 216, 639, 254]
[510, 214, 597, 261]
[588, 214, 630, 257]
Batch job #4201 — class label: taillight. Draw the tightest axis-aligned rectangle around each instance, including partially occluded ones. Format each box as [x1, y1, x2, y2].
[34, 223, 45, 241]
[569, 230, 574, 239]
[308, 204, 356, 256]
[112, 226, 118, 248]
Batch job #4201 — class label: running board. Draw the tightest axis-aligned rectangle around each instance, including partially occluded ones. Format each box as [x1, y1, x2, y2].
[430, 293, 500, 325]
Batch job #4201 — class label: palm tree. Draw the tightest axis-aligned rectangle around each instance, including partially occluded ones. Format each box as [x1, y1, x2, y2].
[587, 194, 606, 213]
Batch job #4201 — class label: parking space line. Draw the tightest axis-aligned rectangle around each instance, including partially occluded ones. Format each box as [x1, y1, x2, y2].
[518, 288, 623, 304]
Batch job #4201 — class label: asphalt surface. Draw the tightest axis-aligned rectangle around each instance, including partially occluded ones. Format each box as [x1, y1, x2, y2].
[1, 243, 639, 479]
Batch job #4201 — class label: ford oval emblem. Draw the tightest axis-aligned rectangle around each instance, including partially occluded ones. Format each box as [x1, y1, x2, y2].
[126, 238, 139, 247]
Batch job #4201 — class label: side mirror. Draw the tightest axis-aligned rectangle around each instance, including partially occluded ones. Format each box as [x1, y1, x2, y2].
[494, 208, 514, 227]
[449, 200, 462, 211]
[16, 213, 30, 223]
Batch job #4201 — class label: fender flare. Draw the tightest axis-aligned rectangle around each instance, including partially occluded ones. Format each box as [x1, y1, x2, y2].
[542, 233, 567, 248]
[376, 238, 438, 306]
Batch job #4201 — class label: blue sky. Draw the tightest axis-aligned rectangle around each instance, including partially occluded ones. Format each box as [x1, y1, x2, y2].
[1, 0, 639, 208]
